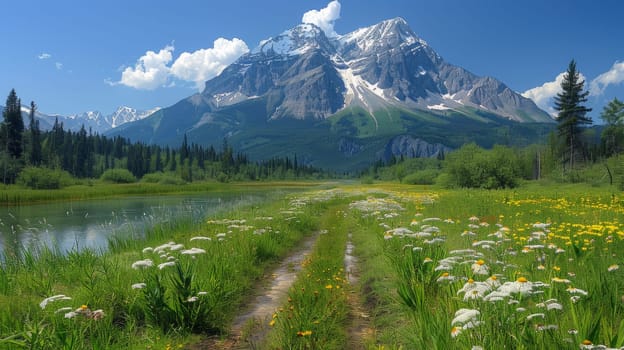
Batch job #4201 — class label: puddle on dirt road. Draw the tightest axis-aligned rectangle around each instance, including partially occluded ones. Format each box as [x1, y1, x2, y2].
[227, 233, 318, 348]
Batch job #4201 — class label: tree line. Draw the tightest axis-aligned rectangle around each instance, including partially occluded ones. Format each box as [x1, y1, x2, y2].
[1, 89, 327, 187]
[365, 60, 624, 189]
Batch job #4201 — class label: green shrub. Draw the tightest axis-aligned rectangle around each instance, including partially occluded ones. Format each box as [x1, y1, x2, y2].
[403, 169, 440, 185]
[141, 172, 186, 185]
[444, 143, 522, 189]
[16, 167, 74, 189]
[100, 169, 136, 183]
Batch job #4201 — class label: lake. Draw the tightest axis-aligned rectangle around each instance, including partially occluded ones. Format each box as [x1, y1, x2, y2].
[0, 192, 270, 257]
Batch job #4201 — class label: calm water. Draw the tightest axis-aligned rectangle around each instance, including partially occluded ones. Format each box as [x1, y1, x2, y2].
[0, 192, 268, 257]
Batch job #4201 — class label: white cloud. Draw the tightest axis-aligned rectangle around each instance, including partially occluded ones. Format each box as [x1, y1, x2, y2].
[522, 72, 587, 117]
[38, 53, 51, 60]
[119, 45, 174, 90]
[590, 61, 624, 96]
[170, 38, 249, 89]
[302, 1, 341, 37]
[55, 62, 63, 70]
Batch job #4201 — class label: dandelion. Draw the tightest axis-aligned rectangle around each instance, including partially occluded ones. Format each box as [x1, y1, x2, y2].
[325, 284, 333, 289]
[131, 259, 154, 269]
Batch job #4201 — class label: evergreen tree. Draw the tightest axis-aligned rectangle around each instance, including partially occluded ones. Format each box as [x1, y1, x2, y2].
[28, 101, 42, 166]
[3, 89, 24, 159]
[553, 60, 592, 171]
[600, 97, 624, 156]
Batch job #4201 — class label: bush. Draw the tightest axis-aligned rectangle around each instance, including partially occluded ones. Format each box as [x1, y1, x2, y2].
[444, 143, 522, 189]
[403, 169, 440, 185]
[100, 169, 136, 183]
[141, 172, 186, 185]
[16, 167, 74, 189]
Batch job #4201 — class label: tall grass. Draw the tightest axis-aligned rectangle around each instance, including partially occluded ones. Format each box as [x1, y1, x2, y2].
[0, 186, 323, 349]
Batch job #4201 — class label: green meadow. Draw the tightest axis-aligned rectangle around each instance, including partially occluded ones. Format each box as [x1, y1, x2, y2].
[0, 182, 623, 349]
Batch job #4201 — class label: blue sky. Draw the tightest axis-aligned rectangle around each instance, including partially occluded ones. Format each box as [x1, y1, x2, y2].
[2, 0, 623, 120]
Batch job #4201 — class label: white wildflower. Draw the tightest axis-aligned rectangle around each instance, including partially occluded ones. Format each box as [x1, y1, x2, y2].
[452, 308, 480, 326]
[181, 248, 206, 255]
[132, 283, 147, 289]
[190, 236, 211, 241]
[40, 294, 72, 309]
[158, 261, 176, 270]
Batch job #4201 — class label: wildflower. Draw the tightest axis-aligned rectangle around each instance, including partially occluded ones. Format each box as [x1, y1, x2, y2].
[132, 283, 147, 289]
[40, 294, 72, 309]
[64, 311, 78, 319]
[325, 284, 333, 289]
[158, 261, 176, 270]
[437, 272, 456, 283]
[423, 257, 433, 263]
[187, 296, 198, 303]
[567, 287, 588, 296]
[142, 247, 154, 253]
[580, 340, 593, 349]
[452, 308, 480, 326]
[469, 216, 479, 222]
[551, 277, 571, 284]
[269, 319, 276, 327]
[131, 259, 154, 269]
[608, 264, 619, 272]
[181, 247, 206, 255]
[198, 291, 208, 296]
[526, 313, 545, 321]
[451, 326, 462, 337]
[55, 307, 73, 314]
[471, 259, 489, 275]
[537, 265, 545, 270]
[90, 309, 105, 320]
[189, 236, 211, 241]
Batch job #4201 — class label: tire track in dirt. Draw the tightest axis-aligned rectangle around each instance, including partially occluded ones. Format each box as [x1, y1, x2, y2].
[188, 233, 318, 350]
[344, 233, 375, 349]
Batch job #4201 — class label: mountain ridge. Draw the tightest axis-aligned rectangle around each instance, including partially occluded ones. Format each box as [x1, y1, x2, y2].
[107, 17, 555, 170]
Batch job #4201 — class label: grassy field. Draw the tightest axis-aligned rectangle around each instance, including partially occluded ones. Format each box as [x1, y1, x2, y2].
[0, 182, 623, 349]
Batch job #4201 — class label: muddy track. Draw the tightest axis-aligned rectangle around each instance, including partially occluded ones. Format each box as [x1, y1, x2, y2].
[344, 233, 375, 349]
[188, 233, 319, 350]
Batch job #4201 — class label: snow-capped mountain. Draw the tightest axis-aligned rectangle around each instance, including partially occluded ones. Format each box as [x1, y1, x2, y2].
[198, 17, 550, 122]
[108, 17, 555, 170]
[16, 106, 160, 133]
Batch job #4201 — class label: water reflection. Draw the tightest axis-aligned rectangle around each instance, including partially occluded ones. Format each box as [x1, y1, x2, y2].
[0, 193, 267, 258]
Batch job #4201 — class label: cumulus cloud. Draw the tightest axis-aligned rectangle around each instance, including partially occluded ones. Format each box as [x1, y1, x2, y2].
[170, 38, 249, 89]
[522, 72, 587, 117]
[590, 61, 624, 96]
[119, 45, 174, 90]
[38, 53, 51, 60]
[302, 0, 341, 37]
[117, 38, 249, 90]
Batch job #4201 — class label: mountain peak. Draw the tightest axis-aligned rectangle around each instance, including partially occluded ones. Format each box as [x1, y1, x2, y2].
[251, 23, 331, 56]
[338, 17, 426, 56]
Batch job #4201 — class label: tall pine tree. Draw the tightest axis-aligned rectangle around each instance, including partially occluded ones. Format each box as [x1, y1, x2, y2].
[553, 60, 592, 171]
[3, 89, 24, 159]
[28, 101, 42, 166]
